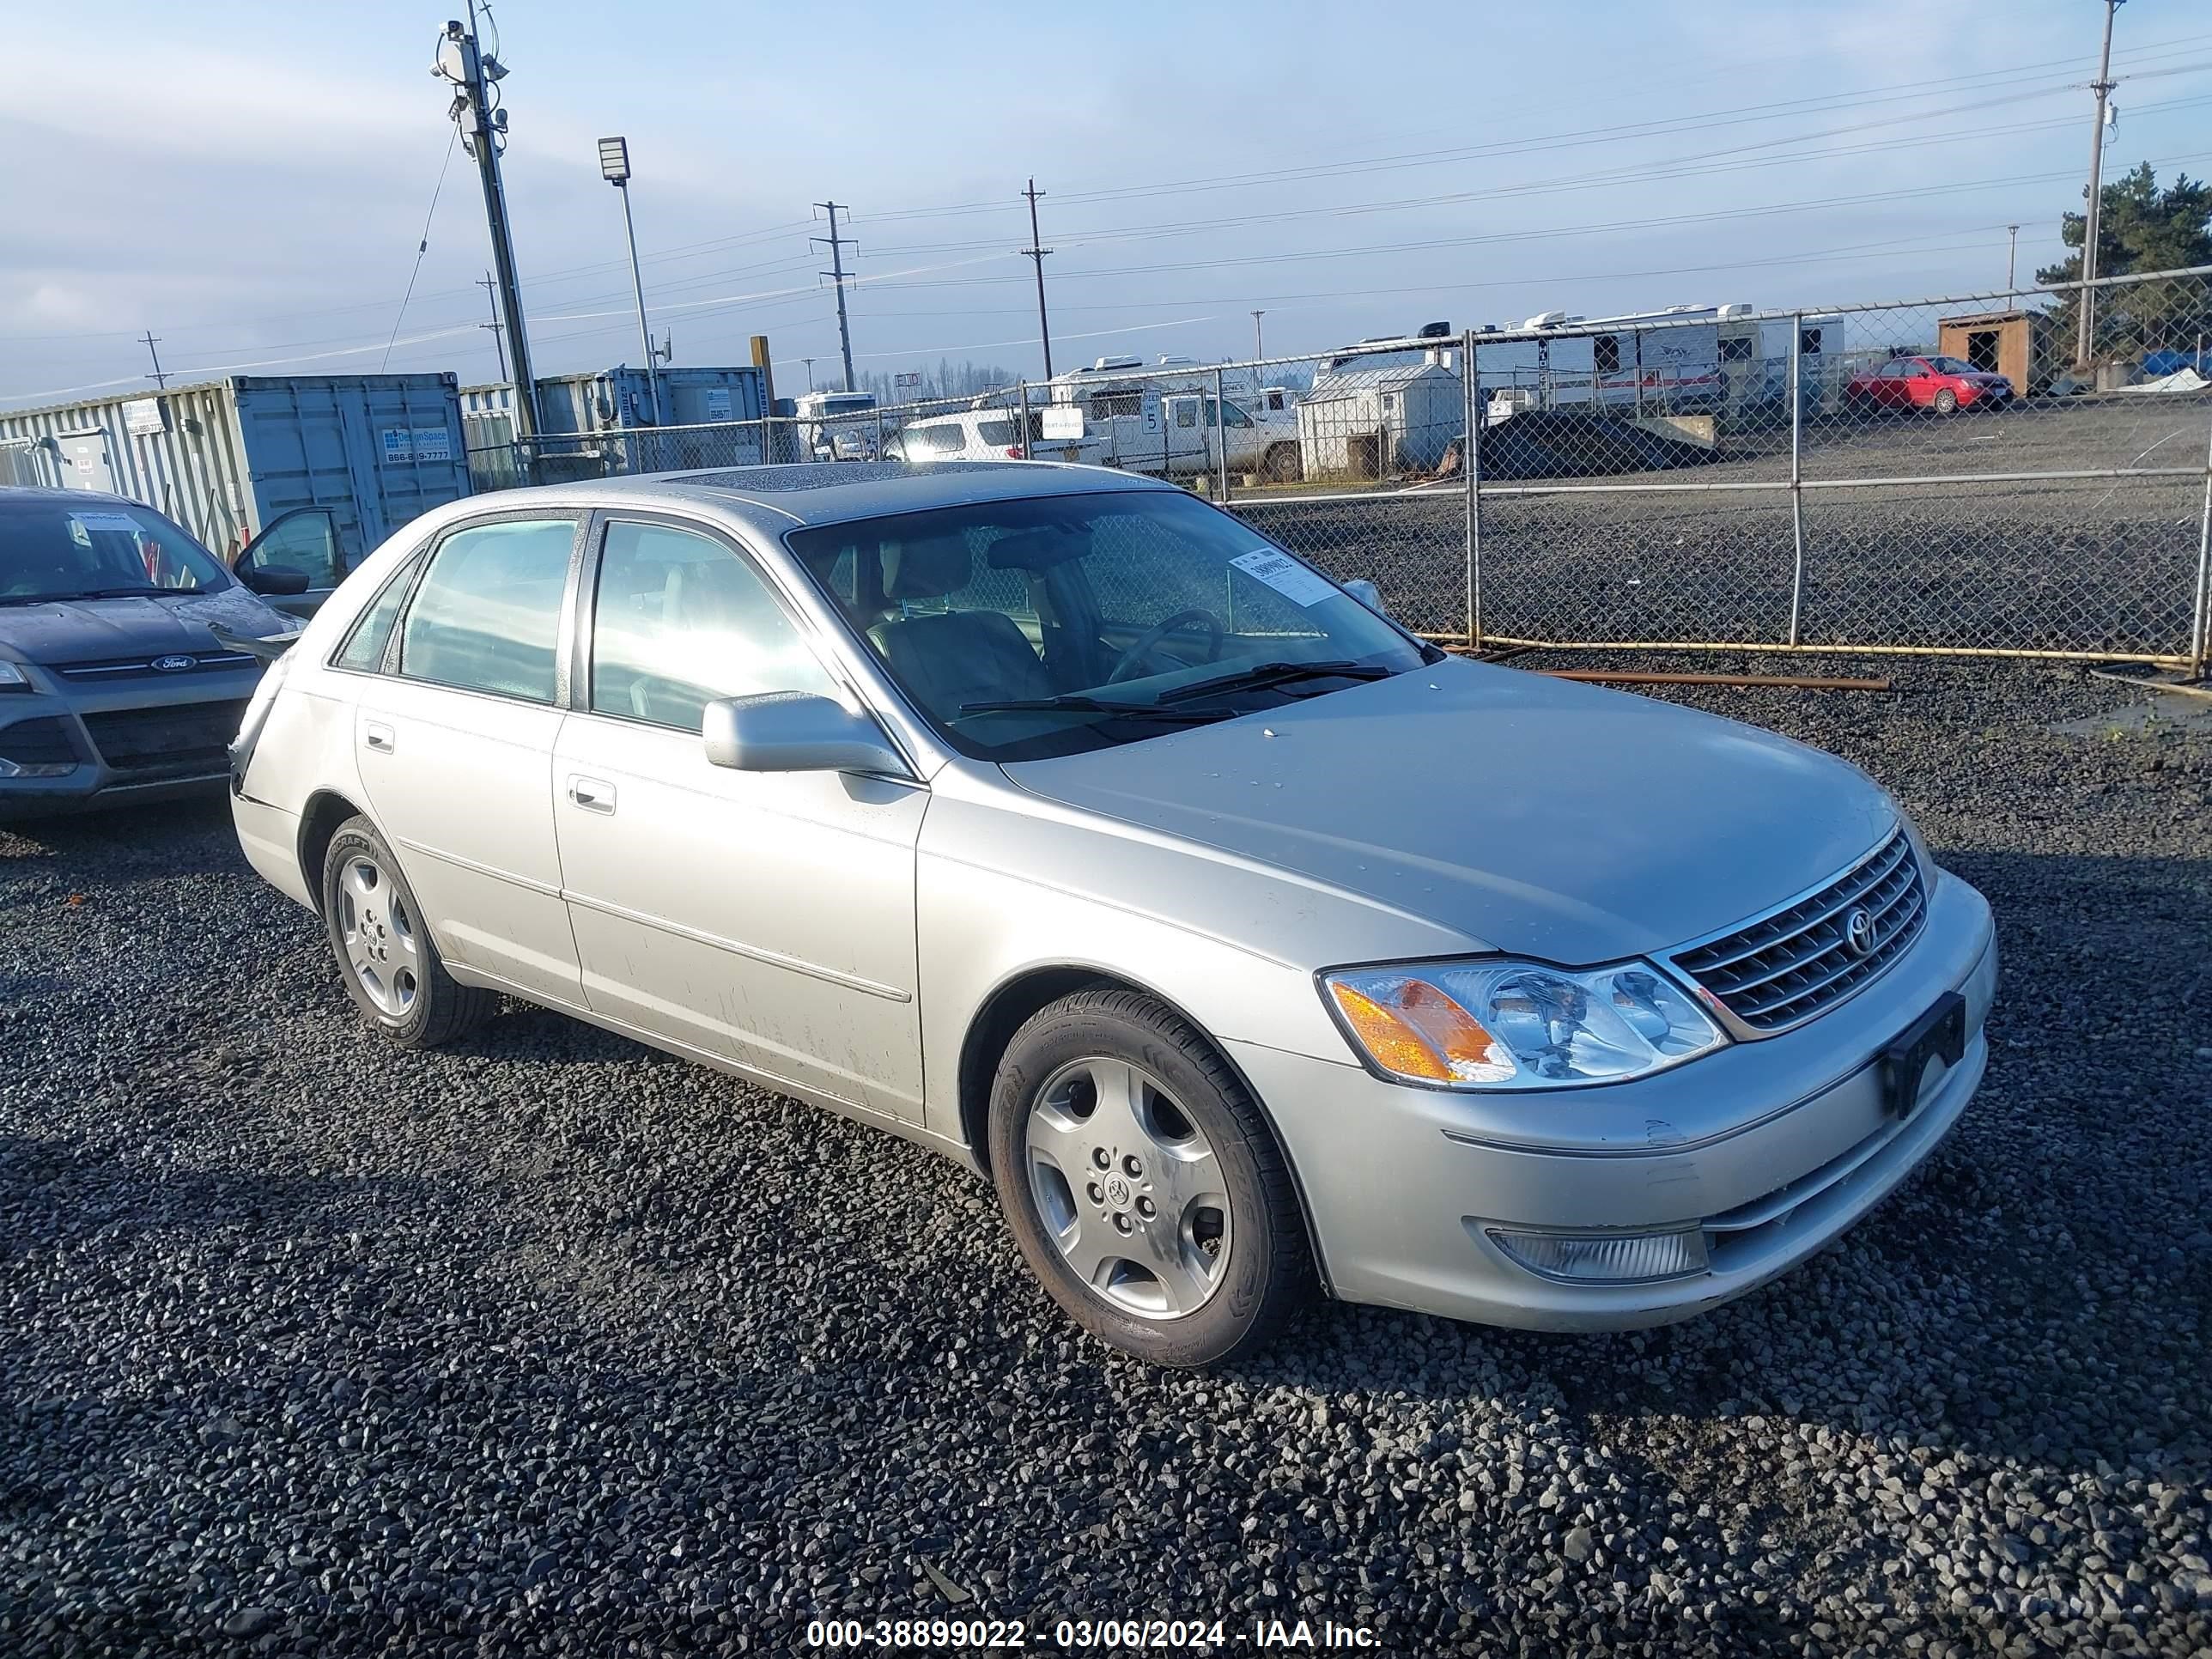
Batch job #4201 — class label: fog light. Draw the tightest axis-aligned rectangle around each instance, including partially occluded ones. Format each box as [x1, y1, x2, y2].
[0, 757, 78, 779]
[1486, 1226, 1708, 1284]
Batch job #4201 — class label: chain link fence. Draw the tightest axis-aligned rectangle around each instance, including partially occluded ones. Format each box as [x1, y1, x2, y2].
[465, 265, 2212, 673]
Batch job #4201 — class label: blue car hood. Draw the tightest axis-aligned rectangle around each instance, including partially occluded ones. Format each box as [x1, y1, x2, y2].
[0, 586, 292, 666]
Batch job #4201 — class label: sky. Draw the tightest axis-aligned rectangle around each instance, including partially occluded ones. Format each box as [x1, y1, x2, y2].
[3, 0, 2211, 410]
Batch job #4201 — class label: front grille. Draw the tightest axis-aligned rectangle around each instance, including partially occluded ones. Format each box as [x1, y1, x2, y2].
[52, 652, 253, 682]
[1672, 830, 1927, 1032]
[0, 716, 80, 768]
[78, 700, 247, 777]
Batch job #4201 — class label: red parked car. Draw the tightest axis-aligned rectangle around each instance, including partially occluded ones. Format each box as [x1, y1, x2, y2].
[1845, 355, 2014, 414]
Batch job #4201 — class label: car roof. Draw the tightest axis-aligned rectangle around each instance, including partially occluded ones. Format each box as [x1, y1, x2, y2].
[484, 460, 1177, 538]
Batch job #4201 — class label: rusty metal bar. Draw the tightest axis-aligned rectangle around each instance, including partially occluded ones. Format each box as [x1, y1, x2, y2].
[1532, 669, 1893, 690]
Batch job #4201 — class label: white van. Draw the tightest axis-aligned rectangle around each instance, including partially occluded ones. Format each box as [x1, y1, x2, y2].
[795, 390, 880, 460]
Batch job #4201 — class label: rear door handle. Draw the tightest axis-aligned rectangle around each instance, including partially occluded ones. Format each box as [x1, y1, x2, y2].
[363, 721, 395, 754]
[566, 775, 616, 814]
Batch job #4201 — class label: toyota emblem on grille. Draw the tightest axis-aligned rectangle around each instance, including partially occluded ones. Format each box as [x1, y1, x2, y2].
[1844, 908, 1877, 957]
[150, 654, 195, 673]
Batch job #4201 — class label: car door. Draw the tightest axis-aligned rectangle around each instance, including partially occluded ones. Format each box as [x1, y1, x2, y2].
[550, 513, 927, 1121]
[352, 511, 586, 1006]
[234, 507, 346, 617]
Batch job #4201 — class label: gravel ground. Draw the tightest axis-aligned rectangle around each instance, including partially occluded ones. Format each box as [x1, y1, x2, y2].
[3, 656, 2209, 1657]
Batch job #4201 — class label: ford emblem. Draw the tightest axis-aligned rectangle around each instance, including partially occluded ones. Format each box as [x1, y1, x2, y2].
[150, 654, 195, 673]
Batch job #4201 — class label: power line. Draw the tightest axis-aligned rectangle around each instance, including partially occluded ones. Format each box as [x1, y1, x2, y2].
[380, 129, 460, 372]
[812, 201, 857, 392]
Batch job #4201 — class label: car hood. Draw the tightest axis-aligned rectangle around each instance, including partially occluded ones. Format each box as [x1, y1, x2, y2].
[0, 585, 293, 666]
[1000, 659, 1899, 964]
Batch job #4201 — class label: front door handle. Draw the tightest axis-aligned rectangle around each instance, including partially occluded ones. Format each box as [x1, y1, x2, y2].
[363, 721, 395, 754]
[566, 775, 616, 814]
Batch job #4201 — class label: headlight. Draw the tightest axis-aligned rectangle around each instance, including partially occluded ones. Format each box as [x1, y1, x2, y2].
[1321, 957, 1727, 1091]
[0, 660, 30, 692]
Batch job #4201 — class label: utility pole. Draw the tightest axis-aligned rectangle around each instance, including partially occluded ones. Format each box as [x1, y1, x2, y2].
[140, 332, 167, 389]
[813, 202, 856, 392]
[1021, 179, 1054, 380]
[2006, 226, 2021, 292]
[2075, 0, 2124, 369]
[476, 270, 508, 381]
[800, 356, 817, 392]
[435, 6, 539, 439]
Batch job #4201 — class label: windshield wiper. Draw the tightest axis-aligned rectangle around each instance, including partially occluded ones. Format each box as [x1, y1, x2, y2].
[1157, 659, 1395, 704]
[81, 586, 191, 599]
[959, 694, 1238, 721]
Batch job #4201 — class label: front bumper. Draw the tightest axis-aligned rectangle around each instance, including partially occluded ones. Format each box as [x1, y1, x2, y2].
[0, 672, 260, 819]
[1228, 870, 1997, 1332]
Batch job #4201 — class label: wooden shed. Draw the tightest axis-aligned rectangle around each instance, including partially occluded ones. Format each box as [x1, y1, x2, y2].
[1936, 309, 2045, 395]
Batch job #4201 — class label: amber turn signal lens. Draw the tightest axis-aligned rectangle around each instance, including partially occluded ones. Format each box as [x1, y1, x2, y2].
[1327, 981, 1454, 1080]
[1326, 976, 1515, 1085]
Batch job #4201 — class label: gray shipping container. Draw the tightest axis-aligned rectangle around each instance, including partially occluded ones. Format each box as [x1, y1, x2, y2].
[461, 364, 766, 433]
[0, 374, 471, 561]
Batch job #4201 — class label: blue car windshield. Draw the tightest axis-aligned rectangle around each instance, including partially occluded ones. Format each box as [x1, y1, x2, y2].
[786, 489, 1433, 761]
[0, 499, 230, 602]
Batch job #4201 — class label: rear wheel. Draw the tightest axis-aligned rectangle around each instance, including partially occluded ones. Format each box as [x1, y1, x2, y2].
[988, 988, 1312, 1367]
[320, 815, 495, 1048]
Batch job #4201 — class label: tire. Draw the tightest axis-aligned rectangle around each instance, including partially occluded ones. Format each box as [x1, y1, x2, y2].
[319, 814, 496, 1048]
[1262, 442, 1303, 484]
[987, 987, 1313, 1367]
[1934, 387, 1959, 414]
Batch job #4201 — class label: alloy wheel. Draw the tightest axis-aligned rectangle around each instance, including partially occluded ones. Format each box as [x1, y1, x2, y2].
[337, 854, 421, 1018]
[1023, 1056, 1231, 1319]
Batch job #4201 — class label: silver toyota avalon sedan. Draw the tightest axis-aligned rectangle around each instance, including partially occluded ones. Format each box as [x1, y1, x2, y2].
[228, 463, 1996, 1367]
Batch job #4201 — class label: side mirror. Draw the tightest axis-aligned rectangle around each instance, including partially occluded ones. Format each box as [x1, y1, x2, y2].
[238, 564, 312, 597]
[1343, 578, 1388, 616]
[702, 692, 910, 776]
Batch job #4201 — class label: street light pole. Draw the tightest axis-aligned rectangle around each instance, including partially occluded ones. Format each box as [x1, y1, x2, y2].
[2007, 225, 2020, 292]
[2075, 0, 2124, 369]
[599, 137, 662, 426]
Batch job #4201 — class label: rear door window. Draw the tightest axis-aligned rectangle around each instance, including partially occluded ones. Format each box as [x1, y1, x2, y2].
[332, 550, 425, 672]
[398, 518, 576, 702]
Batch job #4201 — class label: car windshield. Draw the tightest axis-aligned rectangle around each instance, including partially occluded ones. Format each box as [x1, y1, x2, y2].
[786, 489, 1433, 761]
[0, 498, 229, 603]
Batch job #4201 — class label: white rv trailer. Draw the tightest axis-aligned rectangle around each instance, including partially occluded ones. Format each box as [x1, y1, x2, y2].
[1474, 305, 1844, 423]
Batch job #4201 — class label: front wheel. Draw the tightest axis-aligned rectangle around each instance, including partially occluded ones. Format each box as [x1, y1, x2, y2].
[988, 988, 1313, 1366]
[1933, 387, 1959, 414]
[1262, 442, 1303, 483]
[320, 815, 496, 1048]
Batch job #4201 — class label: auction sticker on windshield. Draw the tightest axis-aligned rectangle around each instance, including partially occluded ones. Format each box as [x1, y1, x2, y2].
[1231, 548, 1337, 607]
[69, 511, 146, 544]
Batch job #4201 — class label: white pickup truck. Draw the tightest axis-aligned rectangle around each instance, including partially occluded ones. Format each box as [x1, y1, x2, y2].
[1047, 373, 1304, 483]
